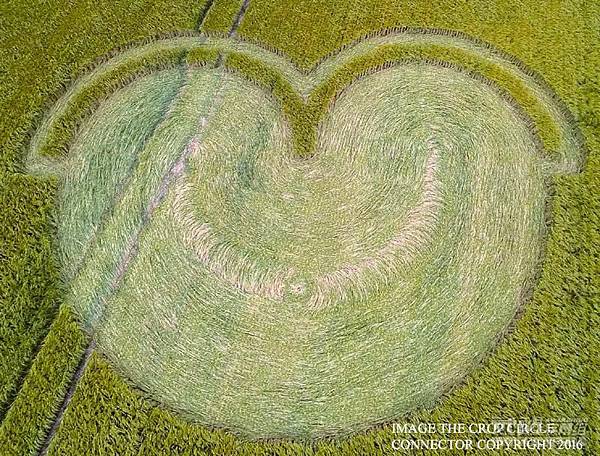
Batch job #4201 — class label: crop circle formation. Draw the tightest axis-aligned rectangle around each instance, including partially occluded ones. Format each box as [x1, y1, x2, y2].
[28, 33, 582, 439]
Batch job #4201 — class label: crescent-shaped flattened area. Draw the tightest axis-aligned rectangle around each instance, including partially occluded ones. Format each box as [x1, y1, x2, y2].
[50, 56, 546, 439]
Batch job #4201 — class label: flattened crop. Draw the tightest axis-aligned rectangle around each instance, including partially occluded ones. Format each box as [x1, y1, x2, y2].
[26, 31, 584, 439]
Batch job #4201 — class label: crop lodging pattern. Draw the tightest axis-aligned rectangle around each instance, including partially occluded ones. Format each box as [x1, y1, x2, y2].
[23, 29, 584, 440]
[0, 0, 598, 454]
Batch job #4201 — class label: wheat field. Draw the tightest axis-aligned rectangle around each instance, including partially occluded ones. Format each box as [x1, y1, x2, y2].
[27, 33, 581, 439]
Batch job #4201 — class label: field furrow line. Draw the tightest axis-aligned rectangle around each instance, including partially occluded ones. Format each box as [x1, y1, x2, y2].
[65, 68, 188, 286]
[38, 340, 96, 456]
[229, 0, 250, 37]
[195, 0, 217, 31]
[36, 66, 229, 452]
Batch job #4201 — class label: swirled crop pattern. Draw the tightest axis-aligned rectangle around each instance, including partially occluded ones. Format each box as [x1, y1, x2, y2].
[27, 32, 583, 439]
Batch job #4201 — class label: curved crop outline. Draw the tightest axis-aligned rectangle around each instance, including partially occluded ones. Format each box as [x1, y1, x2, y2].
[27, 30, 585, 175]
[25, 31, 585, 315]
[21, 28, 587, 440]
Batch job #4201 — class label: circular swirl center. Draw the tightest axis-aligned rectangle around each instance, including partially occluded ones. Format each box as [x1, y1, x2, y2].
[58, 62, 545, 438]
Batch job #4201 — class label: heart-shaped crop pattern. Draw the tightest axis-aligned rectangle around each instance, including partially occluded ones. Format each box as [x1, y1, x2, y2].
[27, 31, 584, 439]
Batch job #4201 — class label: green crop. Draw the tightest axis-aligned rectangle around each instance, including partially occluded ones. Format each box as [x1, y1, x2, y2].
[201, 0, 247, 35]
[0, 305, 87, 455]
[1, 0, 598, 454]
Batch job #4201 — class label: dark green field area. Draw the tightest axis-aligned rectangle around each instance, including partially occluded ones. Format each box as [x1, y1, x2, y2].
[0, 0, 598, 454]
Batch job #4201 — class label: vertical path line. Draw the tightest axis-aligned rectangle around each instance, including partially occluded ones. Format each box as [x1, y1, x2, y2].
[38, 341, 96, 456]
[66, 68, 188, 286]
[196, 0, 216, 31]
[229, 0, 250, 37]
[37, 3, 247, 450]
[38, 61, 229, 456]
[35, 67, 187, 456]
